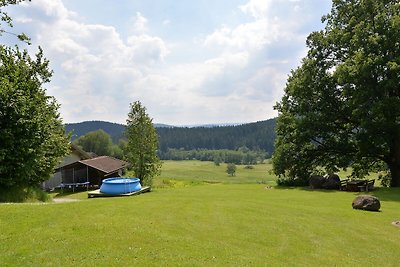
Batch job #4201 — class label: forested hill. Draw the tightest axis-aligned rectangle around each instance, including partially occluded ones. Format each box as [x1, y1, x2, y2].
[65, 121, 125, 142]
[65, 119, 277, 155]
[156, 119, 276, 155]
[65, 121, 171, 143]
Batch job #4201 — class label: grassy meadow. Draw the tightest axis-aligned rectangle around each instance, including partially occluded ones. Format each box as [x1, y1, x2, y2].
[1, 161, 400, 266]
[155, 160, 275, 186]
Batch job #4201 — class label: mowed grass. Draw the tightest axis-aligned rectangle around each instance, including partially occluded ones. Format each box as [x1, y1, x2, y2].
[156, 160, 275, 185]
[1, 161, 400, 266]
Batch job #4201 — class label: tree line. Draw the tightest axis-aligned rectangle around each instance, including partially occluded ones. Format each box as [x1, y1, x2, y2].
[156, 119, 276, 156]
[68, 119, 276, 164]
[66, 119, 277, 158]
[73, 129, 268, 165]
[159, 148, 268, 165]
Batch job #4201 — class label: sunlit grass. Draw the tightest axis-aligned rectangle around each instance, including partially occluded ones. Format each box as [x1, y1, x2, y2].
[1, 184, 400, 266]
[155, 160, 276, 185]
[1, 160, 398, 266]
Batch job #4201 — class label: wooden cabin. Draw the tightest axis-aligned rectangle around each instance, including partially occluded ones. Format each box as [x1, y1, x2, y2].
[58, 156, 128, 188]
[42, 144, 128, 190]
[42, 143, 92, 190]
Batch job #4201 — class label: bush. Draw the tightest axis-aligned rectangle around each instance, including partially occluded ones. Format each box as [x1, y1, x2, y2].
[276, 176, 309, 187]
[378, 172, 391, 187]
[226, 163, 237, 176]
[0, 186, 51, 203]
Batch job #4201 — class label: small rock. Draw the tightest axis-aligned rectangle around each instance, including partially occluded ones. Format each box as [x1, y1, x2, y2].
[392, 221, 400, 228]
[352, 195, 380, 211]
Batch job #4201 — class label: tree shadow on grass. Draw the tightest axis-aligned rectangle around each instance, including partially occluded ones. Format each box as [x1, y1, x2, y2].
[51, 188, 91, 198]
[274, 185, 339, 193]
[274, 185, 400, 202]
[368, 187, 400, 202]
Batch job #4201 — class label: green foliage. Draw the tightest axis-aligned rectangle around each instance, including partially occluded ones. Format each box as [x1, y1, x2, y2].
[276, 176, 309, 187]
[125, 101, 161, 186]
[157, 119, 276, 155]
[273, 0, 400, 187]
[0, 0, 31, 44]
[66, 121, 125, 143]
[226, 163, 237, 176]
[0, 185, 50, 202]
[65, 120, 276, 158]
[0, 46, 69, 192]
[73, 129, 126, 159]
[160, 148, 267, 164]
[213, 154, 222, 166]
[378, 172, 391, 188]
[74, 129, 113, 156]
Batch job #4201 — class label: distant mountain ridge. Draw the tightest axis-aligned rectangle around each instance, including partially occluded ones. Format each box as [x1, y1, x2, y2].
[156, 119, 276, 155]
[65, 121, 172, 142]
[65, 119, 277, 154]
[65, 121, 125, 142]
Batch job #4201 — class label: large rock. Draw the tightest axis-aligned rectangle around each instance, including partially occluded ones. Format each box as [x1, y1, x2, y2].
[352, 195, 381, 211]
[322, 174, 341, 190]
[309, 175, 325, 189]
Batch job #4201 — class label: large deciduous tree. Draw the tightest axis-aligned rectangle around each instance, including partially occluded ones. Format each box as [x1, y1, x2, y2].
[74, 129, 114, 156]
[0, 0, 69, 194]
[125, 101, 161, 186]
[273, 0, 400, 186]
[0, 47, 70, 189]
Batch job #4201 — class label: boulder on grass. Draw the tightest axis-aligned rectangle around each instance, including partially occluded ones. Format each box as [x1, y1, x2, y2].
[322, 174, 341, 190]
[309, 175, 325, 189]
[352, 195, 380, 211]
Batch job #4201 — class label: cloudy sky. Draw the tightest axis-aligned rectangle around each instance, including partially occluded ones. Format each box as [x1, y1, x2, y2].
[3, 0, 331, 125]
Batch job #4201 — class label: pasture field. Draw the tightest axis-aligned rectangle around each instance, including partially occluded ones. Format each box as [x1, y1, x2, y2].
[1, 161, 399, 266]
[154, 160, 276, 186]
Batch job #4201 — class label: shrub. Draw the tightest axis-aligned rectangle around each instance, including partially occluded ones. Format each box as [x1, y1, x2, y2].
[0, 186, 51, 203]
[276, 176, 309, 187]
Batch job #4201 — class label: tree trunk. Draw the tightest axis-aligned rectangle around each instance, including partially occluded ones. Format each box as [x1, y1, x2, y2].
[389, 162, 400, 187]
[388, 138, 400, 187]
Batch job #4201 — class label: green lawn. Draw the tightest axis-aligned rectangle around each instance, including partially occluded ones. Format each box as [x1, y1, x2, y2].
[1, 161, 399, 266]
[155, 160, 276, 186]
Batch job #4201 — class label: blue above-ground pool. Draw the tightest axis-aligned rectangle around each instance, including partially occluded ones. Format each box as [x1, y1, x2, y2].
[100, 178, 142, 194]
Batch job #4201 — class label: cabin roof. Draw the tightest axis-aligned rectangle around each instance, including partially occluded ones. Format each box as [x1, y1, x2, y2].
[79, 156, 128, 174]
[57, 156, 128, 175]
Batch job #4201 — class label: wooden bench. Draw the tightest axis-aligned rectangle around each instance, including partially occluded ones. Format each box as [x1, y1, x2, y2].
[357, 179, 375, 192]
[366, 179, 375, 191]
[339, 179, 349, 191]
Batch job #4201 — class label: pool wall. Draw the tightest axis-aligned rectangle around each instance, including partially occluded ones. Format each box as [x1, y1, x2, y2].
[100, 178, 142, 194]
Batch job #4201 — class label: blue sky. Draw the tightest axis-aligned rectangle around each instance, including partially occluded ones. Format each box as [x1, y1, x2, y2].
[3, 0, 332, 125]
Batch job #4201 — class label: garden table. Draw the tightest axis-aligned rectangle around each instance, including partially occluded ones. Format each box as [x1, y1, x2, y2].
[346, 180, 366, 192]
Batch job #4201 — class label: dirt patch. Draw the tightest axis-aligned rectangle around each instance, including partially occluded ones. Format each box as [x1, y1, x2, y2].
[391, 221, 400, 228]
[53, 198, 81, 203]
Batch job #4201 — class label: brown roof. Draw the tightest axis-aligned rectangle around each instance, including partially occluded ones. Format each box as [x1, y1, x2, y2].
[79, 156, 128, 174]
[70, 143, 93, 160]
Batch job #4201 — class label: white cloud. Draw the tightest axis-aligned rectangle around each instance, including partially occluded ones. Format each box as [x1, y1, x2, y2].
[239, 0, 272, 19]
[133, 12, 148, 33]
[4, 0, 330, 125]
[127, 35, 169, 64]
[6, 0, 173, 123]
